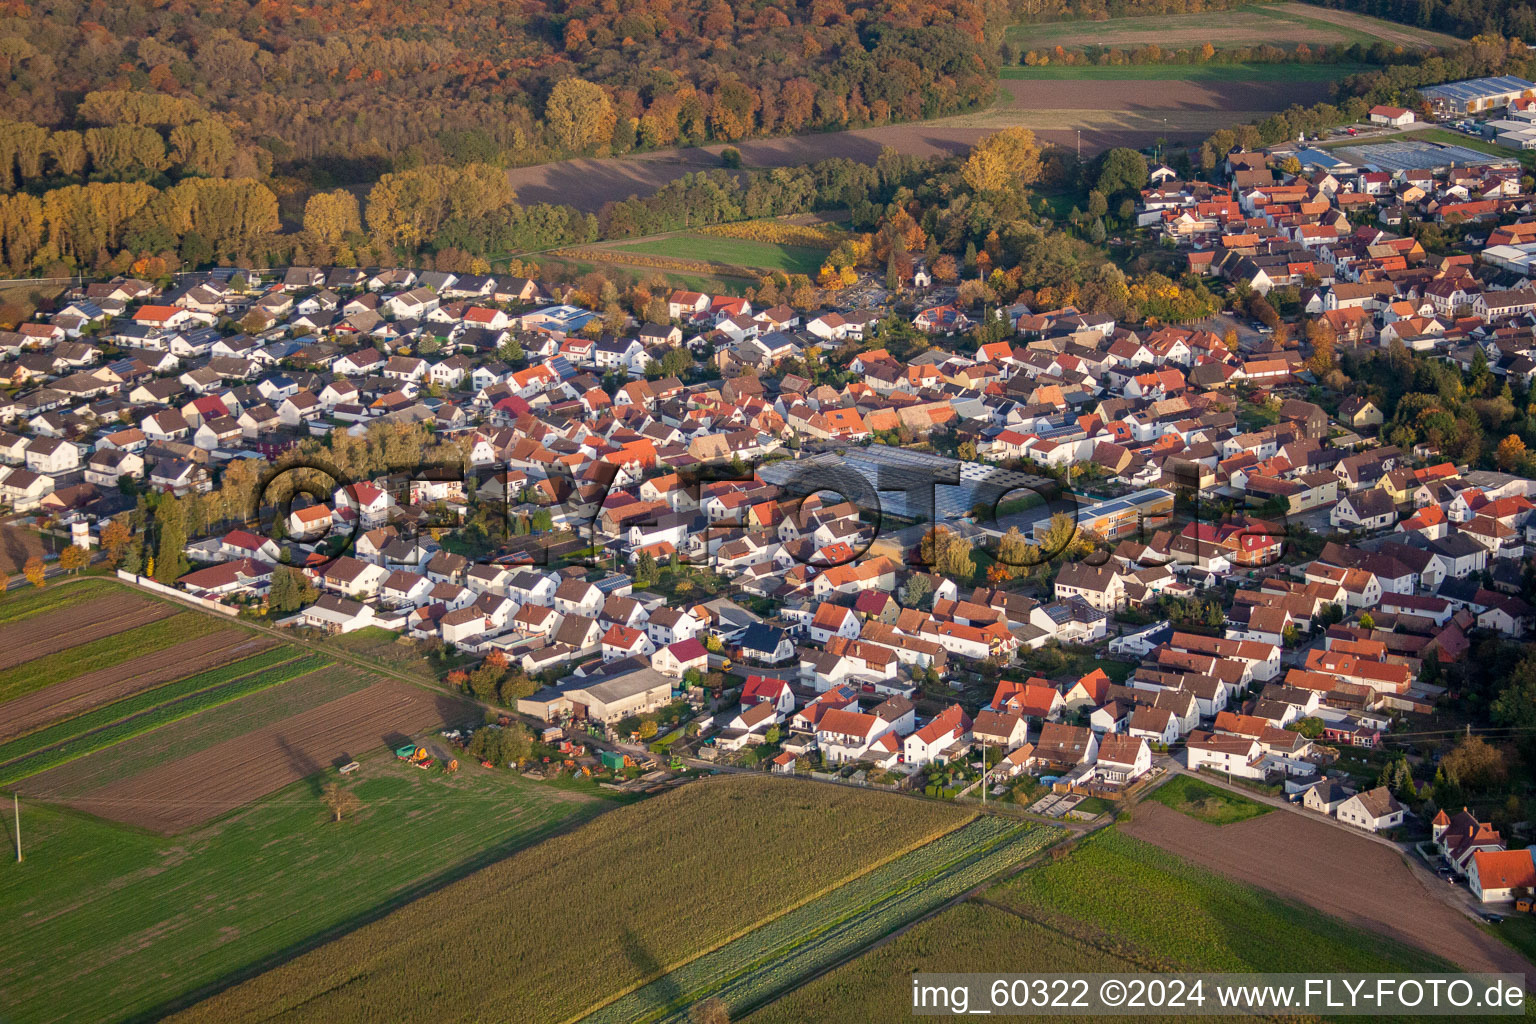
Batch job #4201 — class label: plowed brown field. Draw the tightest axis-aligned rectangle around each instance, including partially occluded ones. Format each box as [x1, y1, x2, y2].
[0, 630, 273, 742]
[0, 592, 173, 670]
[62, 681, 469, 833]
[1124, 799, 1531, 976]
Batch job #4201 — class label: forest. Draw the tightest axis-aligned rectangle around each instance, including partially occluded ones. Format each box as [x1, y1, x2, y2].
[0, 0, 1008, 182]
[1317, 0, 1536, 43]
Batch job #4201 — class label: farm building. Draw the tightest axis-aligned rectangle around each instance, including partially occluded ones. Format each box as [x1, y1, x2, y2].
[1420, 76, 1535, 116]
[1368, 105, 1414, 127]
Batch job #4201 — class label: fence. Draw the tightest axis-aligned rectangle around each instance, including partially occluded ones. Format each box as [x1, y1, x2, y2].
[114, 569, 240, 617]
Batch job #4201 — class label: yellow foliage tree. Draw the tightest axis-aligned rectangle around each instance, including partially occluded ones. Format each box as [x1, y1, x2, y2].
[545, 78, 616, 153]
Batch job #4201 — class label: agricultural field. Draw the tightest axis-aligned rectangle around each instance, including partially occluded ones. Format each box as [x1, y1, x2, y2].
[0, 763, 610, 1024]
[0, 589, 181, 686]
[1000, 61, 1367, 81]
[584, 817, 1063, 1023]
[1147, 774, 1273, 825]
[17, 664, 384, 799]
[1124, 801, 1530, 974]
[585, 233, 831, 276]
[63, 679, 468, 832]
[748, 829, 1452, 1024]
[0, 630, 275, 742]
[166, 778, 975, 1024]
[1005, 3, 1460, 53]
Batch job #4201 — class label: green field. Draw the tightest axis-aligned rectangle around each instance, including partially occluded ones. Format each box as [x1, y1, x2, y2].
[749, 829, 1450, 1023]
[166, 778, 974, 1024]
[541, 255, 752, 294]
[608, 234, 829, 275]
[1006, 3, 1460, 51]
[1148, 774, 1274, 825]
[1001, 62, 1365, 81]
[0, 765, 611, 1024]
[583, 818, 1063, 1023]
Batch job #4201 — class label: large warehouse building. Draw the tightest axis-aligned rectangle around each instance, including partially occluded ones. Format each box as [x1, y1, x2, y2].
[1421, 76, 1536, 116]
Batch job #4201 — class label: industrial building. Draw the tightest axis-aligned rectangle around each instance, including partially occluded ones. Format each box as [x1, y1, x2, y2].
[1420, 76, 1536, 117]
[1030, 488, 1175, 545]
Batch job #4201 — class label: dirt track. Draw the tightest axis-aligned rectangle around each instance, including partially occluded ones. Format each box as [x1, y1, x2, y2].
[1124, 801, 1532, 978]
[0, 631, 272, 742]
[0, 593, 174, 670]
[60, 682, 469, 833]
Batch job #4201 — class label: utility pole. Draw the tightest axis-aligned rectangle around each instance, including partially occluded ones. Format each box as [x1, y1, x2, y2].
[12, 793, 19, 863]
[1076, 130, 1081, 161]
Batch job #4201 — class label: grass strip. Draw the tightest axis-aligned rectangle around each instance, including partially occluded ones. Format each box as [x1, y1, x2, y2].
[0, 654, 331, 786]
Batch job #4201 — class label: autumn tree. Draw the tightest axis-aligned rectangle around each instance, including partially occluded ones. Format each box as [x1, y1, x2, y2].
[100, 517, 131, 567]
[22, 554, 45, 587]
[1496, 434, 1528, 471]
[961, 128, 1041, 194]
[304, 189, 363, 246]
[1305, 318, 1337, 376]
[545, 78, 616, 153]
[46, 130, 86, 177]
[84, 125, 169, 179]
[168, 120, 236, 176]
[321, 782, 360, 823]
[58, 544, 89, 574]
[1441, 735, 1508, 792]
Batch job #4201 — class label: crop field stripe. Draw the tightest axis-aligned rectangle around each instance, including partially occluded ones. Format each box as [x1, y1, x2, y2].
[0, 654, 331, 786]
[0, 647, 306, 764]
[998, 62, 1366, 81]
[654, 822, 1063, 1023]
[578, 819, 1063, 1024]
[0, 580, 108, 624]
[0, 611, 224, 704]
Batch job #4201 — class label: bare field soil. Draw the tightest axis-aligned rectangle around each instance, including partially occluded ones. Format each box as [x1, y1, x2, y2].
[60, 681, 471, 833]
[0, 631, 271, 742]
[996, 76, 1333, 111]
[1123, 800, 1530, 975]
[1009, 3, 1459, 50]
[507, 77, 1308, 212]
[18, 667, 379, 800]
[0, 592, 174, 670]
[0, 525, 46, 575]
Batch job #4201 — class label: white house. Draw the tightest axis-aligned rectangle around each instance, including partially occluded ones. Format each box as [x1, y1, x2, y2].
[1469, 848, 1536, 903]
[1335, 787, 1404, 832]
[902, 705, 972, 767]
